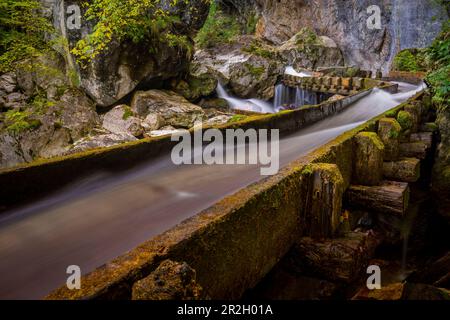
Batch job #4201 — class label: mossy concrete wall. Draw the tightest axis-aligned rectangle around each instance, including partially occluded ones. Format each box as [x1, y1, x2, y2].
[0, 89, 371, 210]
[46, 90, 426, 300]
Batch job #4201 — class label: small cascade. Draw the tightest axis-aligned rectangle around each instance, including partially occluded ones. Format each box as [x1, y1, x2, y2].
[284, 66, 312, 78]
[274, 84, 320, 111]
[216, 83, 275, 113]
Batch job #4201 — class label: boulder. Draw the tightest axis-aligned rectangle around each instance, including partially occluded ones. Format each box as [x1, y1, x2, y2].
[205, 115, 232, 126]
[277, 29, 344, 70]
[0, 89, 99, 168]
[131, 90, 205, 128]
[0, 73, 17, 93]
[49, 0, 209, 107]
[132, 260, 203, 300]
[142, 113, 166, 132]
[0, 133, 27, 169]
[102, 105, 143, 137]
[69, 133, 137, 154]
[191, 37, 283, 100]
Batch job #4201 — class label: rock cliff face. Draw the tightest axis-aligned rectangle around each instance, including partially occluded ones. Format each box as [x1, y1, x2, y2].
[252, 0, 447, 73]
[42, 0, 209, 107]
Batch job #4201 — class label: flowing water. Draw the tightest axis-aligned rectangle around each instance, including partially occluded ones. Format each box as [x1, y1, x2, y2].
[216, 83, 275, 113]
[0, 82, 424, 299]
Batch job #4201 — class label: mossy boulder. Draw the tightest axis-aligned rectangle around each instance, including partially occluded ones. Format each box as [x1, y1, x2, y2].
[352, 132, 385, 186]
[132, 260, 203, 300]
[191, 36, 283, 100]
[277, 28, 344, 70]
[131, 90, 205, 129]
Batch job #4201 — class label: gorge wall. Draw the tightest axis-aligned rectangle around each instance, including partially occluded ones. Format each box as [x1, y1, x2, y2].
[247, 0, 448, 73]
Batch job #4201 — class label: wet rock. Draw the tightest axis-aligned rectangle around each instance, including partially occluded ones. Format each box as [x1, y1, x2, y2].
[69, 133, 137, 154]
[356, 283, 405, 300]
[402, 283, 450, 300]
[131, 90, 205, 128]
[0, 133, 27, 168]
[171, 74, 218, 102]
[56, 89, 100, 142]
[327, 94, 346, 102]
[254, 0, 446, 73]
[141, 113, 166, 132]
[205, 115, 232, 126]
[49, 0, 209, 107]
[408, 252, 450, 288]
[2, 92, 27, 109]
[102, 105, 143, 137]
[191, 37, 283, 100]
[0, 89, 99, 168]
[132, 260, 203, 300]
[277, 29, 344, 70]
[0, 73, 17, 93]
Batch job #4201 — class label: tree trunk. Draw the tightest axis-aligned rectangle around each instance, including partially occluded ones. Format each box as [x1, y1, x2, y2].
[346, 181, 410, 216]
[383, 158, 421, 183]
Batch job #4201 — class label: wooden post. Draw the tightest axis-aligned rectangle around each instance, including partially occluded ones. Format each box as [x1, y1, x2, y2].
[404, 104, 421, 133]
[304, 164, 345, 239]
[378, 118, 402, 161]
[383, 158, 421, 183]
[352, 132, 385, 186]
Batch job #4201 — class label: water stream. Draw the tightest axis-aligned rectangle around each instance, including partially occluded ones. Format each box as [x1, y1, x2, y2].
[0, 82, 424, 299]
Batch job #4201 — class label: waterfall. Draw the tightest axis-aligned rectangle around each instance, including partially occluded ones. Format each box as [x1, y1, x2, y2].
[216, 83, 275, 113]
[274, 84, 319, 110]
[284, 66, 312, 78]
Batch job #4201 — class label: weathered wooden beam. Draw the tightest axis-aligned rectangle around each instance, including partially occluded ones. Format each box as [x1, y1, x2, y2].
[378, 118, 401, 161]
[400, 142, 429, 159]
[303, 163, 345, 239]
[346, 181, 410, 216]
[383, 158, 421, 183]
[286, 232, 382, 283]
[352, 132, 385, 186]
[410, 132, 433, 148]
[404, 104, 421, 133]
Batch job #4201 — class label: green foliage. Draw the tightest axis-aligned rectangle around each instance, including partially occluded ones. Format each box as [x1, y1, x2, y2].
[242, 41, 275, 59]
[388, 129, 400, 139]
[425, 21, 450, 108]
[397, 111, 413, 130]
[195, 1, 240, 49]
[295, 27, 321, 60]
[31, 93, 55, 114]
[122, 106, 133, 120]
[0, 0, 54, 73]
[245, 13, 258, 34]
[228, 114, 247, 123]
[392, 49, 427, 72]
[4, 109, 41, 133]
[245, 63, 264, 78]
[301, 165, 313, 176]
[72, 0, 200, 63]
